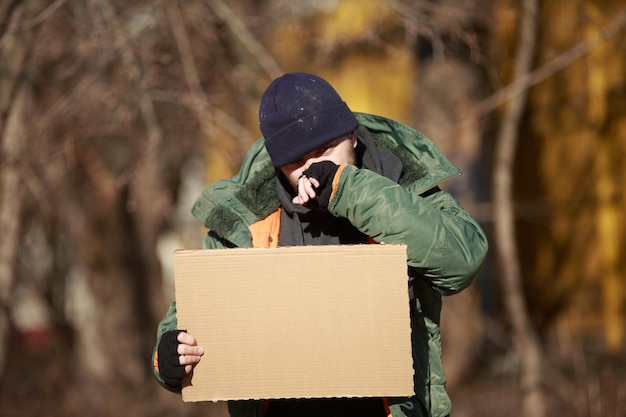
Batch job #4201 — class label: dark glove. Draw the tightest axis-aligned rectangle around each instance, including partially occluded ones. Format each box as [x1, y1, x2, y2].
[303, 161, 339, 208]
[157, 330, 186, 388]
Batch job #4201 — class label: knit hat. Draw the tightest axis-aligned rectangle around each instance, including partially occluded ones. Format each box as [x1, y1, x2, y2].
[259, 72, 359, 167]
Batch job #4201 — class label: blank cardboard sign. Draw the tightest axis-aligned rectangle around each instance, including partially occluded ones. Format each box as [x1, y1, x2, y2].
[173, 244, 414, 402]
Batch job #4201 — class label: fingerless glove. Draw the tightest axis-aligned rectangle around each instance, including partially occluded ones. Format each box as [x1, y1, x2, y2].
[157, 330, 186, 388]
[303, 161, 339, 209]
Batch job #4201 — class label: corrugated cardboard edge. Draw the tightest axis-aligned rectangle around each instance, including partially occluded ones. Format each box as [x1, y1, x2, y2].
[174, 244, 414, 402]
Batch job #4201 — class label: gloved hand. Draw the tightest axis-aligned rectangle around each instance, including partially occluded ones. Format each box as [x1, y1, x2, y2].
[157, 330, 187, 388]
[303, 161, 339, 209]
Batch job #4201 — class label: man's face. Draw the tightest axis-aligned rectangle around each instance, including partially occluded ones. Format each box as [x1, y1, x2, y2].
[279, 133, 357, 190]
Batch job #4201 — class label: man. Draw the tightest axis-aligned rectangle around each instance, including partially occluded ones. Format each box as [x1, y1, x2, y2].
[152, 72, 488, 417]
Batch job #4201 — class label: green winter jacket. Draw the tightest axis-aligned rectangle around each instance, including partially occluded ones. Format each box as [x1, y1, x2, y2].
[152, 112, 488, 417]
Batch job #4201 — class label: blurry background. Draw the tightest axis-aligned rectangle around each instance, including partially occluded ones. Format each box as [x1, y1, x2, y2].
[1, 0, 625, 416]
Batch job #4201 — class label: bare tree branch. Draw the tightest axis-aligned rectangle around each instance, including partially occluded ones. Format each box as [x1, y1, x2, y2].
[165, 0, 216, 142]
[207, 0, 283, 79]
[0, 0, 66, 48]
[166, 1, 204, 95]
[165, 1, 255, 151]
[149, 88, 253, 143]
[96, 0, 164, 224]
[474, 5, 626, 118]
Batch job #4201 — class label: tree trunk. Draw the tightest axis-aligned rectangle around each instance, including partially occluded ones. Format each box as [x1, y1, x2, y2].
[492, 0, 546, 416]
[0, 0, 49, 380]
[0, 83, 29, 378]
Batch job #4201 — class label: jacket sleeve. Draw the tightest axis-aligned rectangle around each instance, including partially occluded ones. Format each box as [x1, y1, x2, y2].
[328, 164, 488, 295]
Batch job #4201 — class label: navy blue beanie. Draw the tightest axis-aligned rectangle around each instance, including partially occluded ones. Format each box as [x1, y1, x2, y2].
[259, 72, 359, 167]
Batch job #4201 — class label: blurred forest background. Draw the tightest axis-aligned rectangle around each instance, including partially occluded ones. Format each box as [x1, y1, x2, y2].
[1, 0, 625, 416]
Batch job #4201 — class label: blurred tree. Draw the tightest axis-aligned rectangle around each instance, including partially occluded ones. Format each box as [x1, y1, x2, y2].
[492, 0, 626, 353]
[0, 0, 49, 382]
[0, 0, 252, 415]
[491, 0, 546, 415]
[486, 2, 626, 415]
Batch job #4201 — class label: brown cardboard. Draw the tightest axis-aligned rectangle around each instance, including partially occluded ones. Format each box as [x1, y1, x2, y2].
[173, 244, 414, 402]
